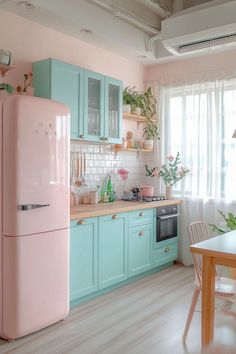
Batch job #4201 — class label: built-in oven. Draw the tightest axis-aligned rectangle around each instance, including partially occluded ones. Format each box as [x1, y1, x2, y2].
[155, 205, 179, 247]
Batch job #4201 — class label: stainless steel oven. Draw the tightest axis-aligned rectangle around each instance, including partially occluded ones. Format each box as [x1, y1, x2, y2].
[155, 205, 179, 246]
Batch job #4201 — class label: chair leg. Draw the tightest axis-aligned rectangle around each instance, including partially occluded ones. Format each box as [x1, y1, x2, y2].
[183, 287, 200, 342]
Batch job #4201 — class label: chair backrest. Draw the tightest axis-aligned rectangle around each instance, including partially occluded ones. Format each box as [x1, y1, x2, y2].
[188, 221, 210, 288]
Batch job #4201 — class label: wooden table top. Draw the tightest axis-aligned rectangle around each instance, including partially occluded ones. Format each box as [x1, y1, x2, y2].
[70, 199, 182, 220]
[190, 230, 236, 261]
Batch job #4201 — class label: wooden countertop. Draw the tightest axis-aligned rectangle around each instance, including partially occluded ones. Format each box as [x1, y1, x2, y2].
[70, 199, 182, 220]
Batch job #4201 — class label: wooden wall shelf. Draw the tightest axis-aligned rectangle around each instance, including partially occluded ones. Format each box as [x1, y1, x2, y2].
[115, 147, 153, 153]
[123, 112, 155, 123]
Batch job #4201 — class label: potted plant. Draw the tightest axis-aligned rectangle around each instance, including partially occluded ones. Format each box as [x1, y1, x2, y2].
[123, 86, 157, 118]
[123, 87, 144, 115]
[145, 152, 190, 198]
[141, 86, 157, 119]
[142, 118, 159, 150]
[210, 210, 236, 279]
[0, 82, 13, 98]
[123, 86, 135, 113]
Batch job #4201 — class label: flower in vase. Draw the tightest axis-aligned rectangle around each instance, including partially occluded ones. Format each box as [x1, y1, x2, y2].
[118, 168, 129, 194]
[118, 168, 129, 181]
[145, 152, 190, 187]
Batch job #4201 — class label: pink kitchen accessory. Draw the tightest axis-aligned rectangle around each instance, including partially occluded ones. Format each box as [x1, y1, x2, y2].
[140, 185, 154, 197]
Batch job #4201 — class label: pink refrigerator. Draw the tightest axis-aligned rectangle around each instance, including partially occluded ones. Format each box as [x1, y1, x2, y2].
[0, 95, 70, 340]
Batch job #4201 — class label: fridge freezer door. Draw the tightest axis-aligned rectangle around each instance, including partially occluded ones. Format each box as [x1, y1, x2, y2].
[1, 230, 69, 340]
[2, 95, 70, 236]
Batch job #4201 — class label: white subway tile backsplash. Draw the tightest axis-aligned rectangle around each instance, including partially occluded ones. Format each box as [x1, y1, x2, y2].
[71, 142, 148, 199]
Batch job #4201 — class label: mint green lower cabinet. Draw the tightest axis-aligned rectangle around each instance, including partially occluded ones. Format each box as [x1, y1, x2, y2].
[70, 218, 98, 301]
[128, 224, 153, 277]
[152, 239, 178, 267]
[98, 213, 128, 289]
[69, 207, 178, 304]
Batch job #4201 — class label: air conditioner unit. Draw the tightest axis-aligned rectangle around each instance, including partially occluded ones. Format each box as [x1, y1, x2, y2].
[161, 0, 236, 55]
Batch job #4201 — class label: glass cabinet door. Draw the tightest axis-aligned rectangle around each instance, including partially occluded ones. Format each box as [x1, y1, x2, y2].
[105, 77, 122, 144]
[84, 70, 105, 142]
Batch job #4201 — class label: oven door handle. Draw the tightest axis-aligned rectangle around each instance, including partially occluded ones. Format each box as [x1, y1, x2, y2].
[157, 213, 179, 220]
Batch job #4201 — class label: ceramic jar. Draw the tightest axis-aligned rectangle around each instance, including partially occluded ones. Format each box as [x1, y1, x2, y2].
[140, 185, 154, 197]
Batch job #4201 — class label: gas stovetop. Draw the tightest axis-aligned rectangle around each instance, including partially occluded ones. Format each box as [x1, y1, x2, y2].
[123, 195, 167, 202]
[143, 195, 167, 202]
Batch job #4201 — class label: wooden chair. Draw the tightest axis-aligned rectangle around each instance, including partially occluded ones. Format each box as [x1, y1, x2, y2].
[183, 221, 236, 342]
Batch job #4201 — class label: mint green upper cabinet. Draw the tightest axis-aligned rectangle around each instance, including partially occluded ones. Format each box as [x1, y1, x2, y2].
[98, 213, 128, 289]
[70, 218, 98, 301]
[84, 70, 105, 142]
[128, 224, 153, 277]
[33, 59, 123, 143]
[105, 77, 122, 144]
[33, 59, 83, 140]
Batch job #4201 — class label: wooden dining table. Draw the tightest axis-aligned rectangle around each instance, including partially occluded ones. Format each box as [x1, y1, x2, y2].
[190, 230, 236, 348]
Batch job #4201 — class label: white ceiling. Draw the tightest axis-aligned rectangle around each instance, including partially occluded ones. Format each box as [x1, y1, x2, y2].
[0, 0, 234, 65]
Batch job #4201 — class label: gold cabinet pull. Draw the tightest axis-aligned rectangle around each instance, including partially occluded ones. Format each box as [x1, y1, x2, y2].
[112, 214, 118, 220]
[139, 231, 144, 236]
[165, 247, 170, 253]
[139, 212, 144, 217]
[79, 134, 84, 139]
[77, 220, 86, 225]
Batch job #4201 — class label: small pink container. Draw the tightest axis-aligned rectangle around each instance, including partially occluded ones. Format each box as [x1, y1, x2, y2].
[140, 185, 154, 197]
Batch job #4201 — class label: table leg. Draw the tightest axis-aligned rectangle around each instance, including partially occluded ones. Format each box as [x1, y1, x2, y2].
[202, 255, 215, 347]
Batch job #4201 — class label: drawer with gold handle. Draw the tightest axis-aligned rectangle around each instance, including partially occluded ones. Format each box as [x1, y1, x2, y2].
[153, 241, 178, 267]
[129, 208, 154, 227]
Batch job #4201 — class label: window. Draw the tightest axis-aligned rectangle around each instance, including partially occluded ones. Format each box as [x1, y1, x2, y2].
[160, 78, 236, 201]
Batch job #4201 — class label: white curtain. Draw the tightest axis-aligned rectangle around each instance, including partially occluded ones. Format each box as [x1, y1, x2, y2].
[159, 74, 236, 265]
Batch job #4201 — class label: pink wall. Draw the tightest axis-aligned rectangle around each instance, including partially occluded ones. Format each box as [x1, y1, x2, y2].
[0, 10, 144, 91]
[145, 49, 236, 83]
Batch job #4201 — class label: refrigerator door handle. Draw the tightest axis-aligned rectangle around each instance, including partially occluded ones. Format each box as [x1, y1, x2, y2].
[18, 204, 50, 211]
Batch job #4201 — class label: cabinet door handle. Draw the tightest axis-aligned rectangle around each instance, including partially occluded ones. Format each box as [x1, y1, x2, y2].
[112, 214, 118, 220]
[104, 137, 108, 142]
[139, 231, 144, 236]
[18, 204, 50, 211]
[139, 212, 144, 217]
[165, 247, 170, 253]
[77, 220, 86, 225]
[100, 137, 105, 141]
[79, 134, 84, 139]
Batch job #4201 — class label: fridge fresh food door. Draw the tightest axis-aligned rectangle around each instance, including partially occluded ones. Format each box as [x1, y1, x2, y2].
[2, 95, 70, 236]
[2, 229, 69, 340]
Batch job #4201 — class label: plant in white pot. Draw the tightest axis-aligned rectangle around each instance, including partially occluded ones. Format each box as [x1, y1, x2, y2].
[123, 87, 135, 113]
[143, 119, 159, 150]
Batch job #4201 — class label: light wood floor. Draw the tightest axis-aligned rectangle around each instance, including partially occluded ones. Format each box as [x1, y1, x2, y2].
[0, 264, 236, 354]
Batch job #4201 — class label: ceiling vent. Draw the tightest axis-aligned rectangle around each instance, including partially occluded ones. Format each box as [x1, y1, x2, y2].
[161, 0, 236, 55]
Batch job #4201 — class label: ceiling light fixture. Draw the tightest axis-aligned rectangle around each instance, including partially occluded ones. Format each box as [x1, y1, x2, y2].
[18, 1, 35, 9]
